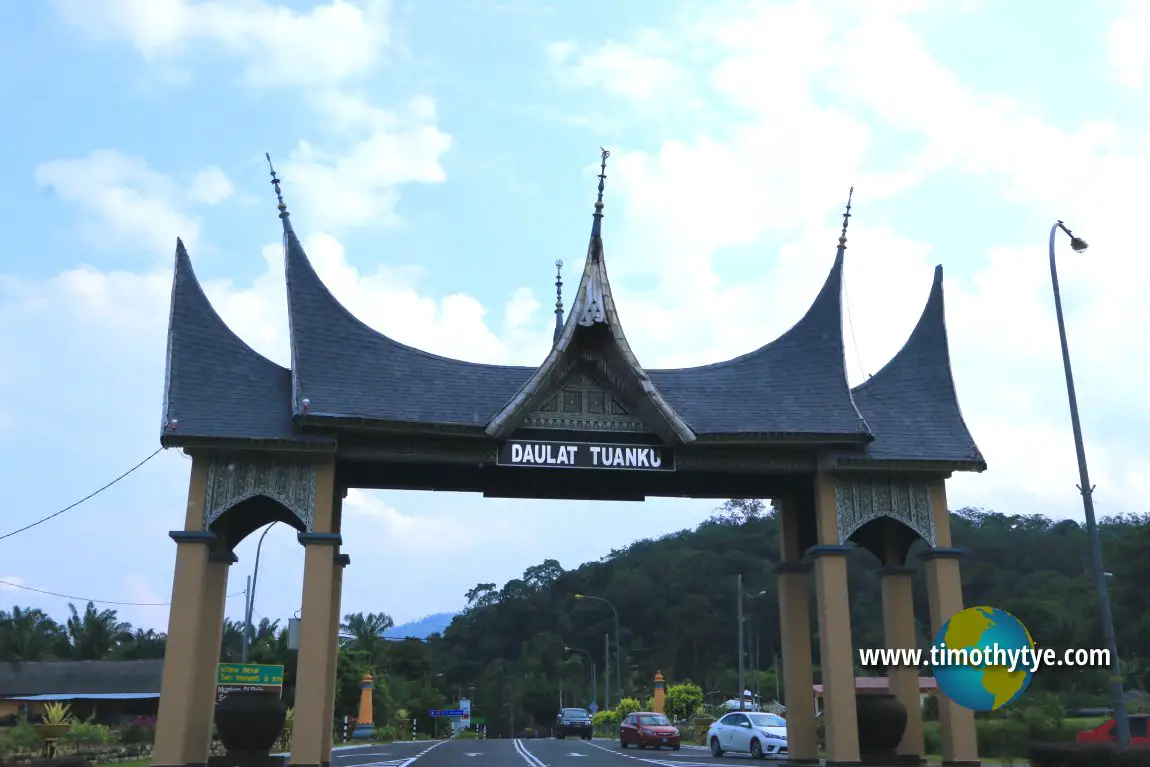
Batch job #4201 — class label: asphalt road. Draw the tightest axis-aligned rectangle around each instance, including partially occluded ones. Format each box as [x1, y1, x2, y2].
[329, 737, 779, 766]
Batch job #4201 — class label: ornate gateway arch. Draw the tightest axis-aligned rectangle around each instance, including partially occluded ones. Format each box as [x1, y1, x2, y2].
[152, 152, 986, 767]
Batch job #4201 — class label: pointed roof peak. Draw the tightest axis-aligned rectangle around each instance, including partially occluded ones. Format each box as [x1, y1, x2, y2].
[553, 258, 565, 346]
[837, 186, 854, 253]
[590, 147, 610, 244]
[266, 152, 294, 235]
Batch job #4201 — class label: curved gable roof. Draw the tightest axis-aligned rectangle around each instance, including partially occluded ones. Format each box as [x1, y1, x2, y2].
[847, 265, 986, 469]
[283, 230, 533, 427]
[649, 249, 869, 438]
[161, 239, 300, 444]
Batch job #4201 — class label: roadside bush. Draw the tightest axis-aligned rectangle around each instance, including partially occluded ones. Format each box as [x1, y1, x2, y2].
[1029, 741, 1150, 767]
[112, 716, 155, 744]
[373, 725, 397, 742]
[57, 723, 111, 751]
[0, 722, 42, 759]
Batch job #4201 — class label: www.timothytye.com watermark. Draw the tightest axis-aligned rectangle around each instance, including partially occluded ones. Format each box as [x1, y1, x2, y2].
[859, 644, 1110, 674]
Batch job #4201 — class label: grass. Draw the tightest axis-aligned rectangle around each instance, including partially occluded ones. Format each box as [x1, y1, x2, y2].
[94, 761, 150, 767]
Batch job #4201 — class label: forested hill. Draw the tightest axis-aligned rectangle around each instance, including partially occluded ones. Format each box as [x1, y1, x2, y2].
[432, 502, 1150, 728]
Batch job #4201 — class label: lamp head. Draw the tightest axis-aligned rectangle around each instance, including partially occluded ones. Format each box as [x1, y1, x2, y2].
[574, 594, 585, 599]
[1070, 236, 1088, 252]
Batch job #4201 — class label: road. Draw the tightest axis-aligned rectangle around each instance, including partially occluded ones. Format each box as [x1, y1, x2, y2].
[329, 738, 774, 767]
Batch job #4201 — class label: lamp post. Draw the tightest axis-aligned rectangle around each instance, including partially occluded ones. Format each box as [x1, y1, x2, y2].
[565, 646, 597, 707]
[241, 522, 277, 662]
[1047, 220, 1131, 746]
[576, 594, 621, 705]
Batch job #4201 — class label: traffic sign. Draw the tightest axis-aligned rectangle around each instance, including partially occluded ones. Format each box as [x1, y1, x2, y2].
[429, 708, 465, 717]
[471, 717, 486, 725]
[589, 702, 599, 714]
[218, 663, 284, 685]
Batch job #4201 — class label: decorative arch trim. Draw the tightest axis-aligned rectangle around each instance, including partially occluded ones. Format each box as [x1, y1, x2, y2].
[203, 460, 317, 531]
[835, 476, 936, 546]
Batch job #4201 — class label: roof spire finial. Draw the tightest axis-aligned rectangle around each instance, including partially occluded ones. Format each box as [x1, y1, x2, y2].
[838, 186, 853, 249]
[596, 147, 610, 208]
[266, 152, 294, 234]
[589, 147, 611, 252]
[553, 258, 565, 345]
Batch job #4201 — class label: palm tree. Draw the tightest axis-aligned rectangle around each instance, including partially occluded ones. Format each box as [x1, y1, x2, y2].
[61, 602, 133, 660]
[340, 612, 394, 652]
[117, 628, 168, 659]
[0, 607, 65, 661]
[220, 619, 245, 660]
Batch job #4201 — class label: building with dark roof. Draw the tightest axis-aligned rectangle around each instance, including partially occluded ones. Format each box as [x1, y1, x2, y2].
[0, 660, 163, 725]
[151, 153, 985, 767]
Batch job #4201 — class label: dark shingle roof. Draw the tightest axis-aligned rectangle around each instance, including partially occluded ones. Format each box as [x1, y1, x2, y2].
[283, 230, 534, 426]
[0, 660, 163, 697]
[161, 239, 304, 445]
[648, 250, 868, 437]
[285, 228, 866, 439]
[846, 266, 986, 469]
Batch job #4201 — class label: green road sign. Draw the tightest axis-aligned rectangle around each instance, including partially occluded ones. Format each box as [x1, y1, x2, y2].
[471, 717, 486, 725]
[218, 663, 284, 686]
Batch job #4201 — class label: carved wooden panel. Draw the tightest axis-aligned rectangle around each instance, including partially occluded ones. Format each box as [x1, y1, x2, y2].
[521, 372, 652, 432]
[835, 477, 935, 546]
[203, 460, 317, 531]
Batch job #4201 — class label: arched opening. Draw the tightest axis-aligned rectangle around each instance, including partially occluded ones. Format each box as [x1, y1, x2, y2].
[209, 495, 309, 555]
[849, 516, 926, 566]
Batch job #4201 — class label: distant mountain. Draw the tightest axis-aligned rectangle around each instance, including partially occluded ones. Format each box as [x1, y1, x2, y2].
[385, 611, 458, 639]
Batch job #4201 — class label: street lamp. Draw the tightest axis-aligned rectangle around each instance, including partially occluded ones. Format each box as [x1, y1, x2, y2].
[1047, 220, 1130, 746]
[242, 522, 277, 662]
[575, 594, 621, 705]
[565, 646, 598, 708]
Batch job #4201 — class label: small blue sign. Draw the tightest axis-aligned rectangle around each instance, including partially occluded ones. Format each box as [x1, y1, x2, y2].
[429, 708, 466, 717]
[589, 702, 599, 714]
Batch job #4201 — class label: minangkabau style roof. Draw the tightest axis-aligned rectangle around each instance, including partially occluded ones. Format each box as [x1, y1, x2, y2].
[159, 156, 984, 471]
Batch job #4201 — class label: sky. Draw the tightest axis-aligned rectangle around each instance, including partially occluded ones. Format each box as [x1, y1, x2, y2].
[2, 0, 1149, 633]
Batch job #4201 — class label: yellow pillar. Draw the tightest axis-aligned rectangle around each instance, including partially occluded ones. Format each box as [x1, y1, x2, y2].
[879, 564, 925, 759]
[774, 496, 818, 764]
[184, 553, 231, 765]
[321, 546, 349, 762]
[291, 461, 339, 767]
[154, 457, 221, 767]
[811, 472, 861, 765]
[923, 478, 979, 765]
[353, 673, 375, 739]
[653, 672, 665, 714]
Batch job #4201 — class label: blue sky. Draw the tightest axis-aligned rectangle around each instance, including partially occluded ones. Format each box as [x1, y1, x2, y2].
[2, 0, 1149, 632]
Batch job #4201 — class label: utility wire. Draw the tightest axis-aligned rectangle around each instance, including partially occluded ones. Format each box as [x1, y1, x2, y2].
[0, 578, 245, 607]
[0, 447, 165, 542]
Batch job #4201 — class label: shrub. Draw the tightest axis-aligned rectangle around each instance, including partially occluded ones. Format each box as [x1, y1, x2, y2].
[1029, 741, 1150, 767]
[40, 703, 75, 726]
[58, 722, 111, 750]
[616, 698, 641, 718]
[113, 716, 156, 744]
[456, 729, 479, 739]
[0, 721, 43, 758]
[372, 725, 397, 742]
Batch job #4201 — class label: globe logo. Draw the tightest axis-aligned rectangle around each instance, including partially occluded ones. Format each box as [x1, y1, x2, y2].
[932, 606, 1035, 711]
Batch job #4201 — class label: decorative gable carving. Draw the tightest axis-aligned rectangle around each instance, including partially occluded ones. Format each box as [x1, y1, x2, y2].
[521, 372, 652, 433]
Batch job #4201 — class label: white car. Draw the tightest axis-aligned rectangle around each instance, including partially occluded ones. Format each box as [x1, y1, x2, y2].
[706, 711, 788, 759]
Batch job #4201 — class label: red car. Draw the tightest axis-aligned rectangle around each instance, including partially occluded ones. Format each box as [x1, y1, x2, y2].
[620, 711, 681, 750]
[1076, 714, 1149, 744]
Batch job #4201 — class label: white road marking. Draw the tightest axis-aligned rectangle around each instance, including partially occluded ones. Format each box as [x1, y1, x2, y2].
[346, 739, 446, 767]
[513, 738, 549, 767]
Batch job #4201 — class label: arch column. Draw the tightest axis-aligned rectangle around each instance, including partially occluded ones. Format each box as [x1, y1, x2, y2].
[774, 496, 818, 764]
[154, 456, 232, 767]
[291, 460, 340, 767]
[811, 471, 861, 766]
[923, 479, 979, 766]
[320, 490, 349, 766]
[878, 561, 925, 761]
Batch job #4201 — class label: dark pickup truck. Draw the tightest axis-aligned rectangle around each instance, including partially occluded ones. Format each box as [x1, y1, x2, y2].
[555, 707, 593, 740]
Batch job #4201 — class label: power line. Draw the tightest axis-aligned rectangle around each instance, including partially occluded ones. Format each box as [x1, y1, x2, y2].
[0, 578, 245, 607]
[0, 447, 165, 542]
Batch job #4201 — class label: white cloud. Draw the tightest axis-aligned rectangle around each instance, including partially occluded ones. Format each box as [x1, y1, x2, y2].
[1108, 0, 1150, 88]
[35, 150, 202, 254]
[280, 96, 452, 231]
[51, 0, 391, 90]
[546, 1, 1150, 521]
[187, 166, 234, 205]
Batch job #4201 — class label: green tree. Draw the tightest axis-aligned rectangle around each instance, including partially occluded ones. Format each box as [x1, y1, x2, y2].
[665, 681, 704, 721]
